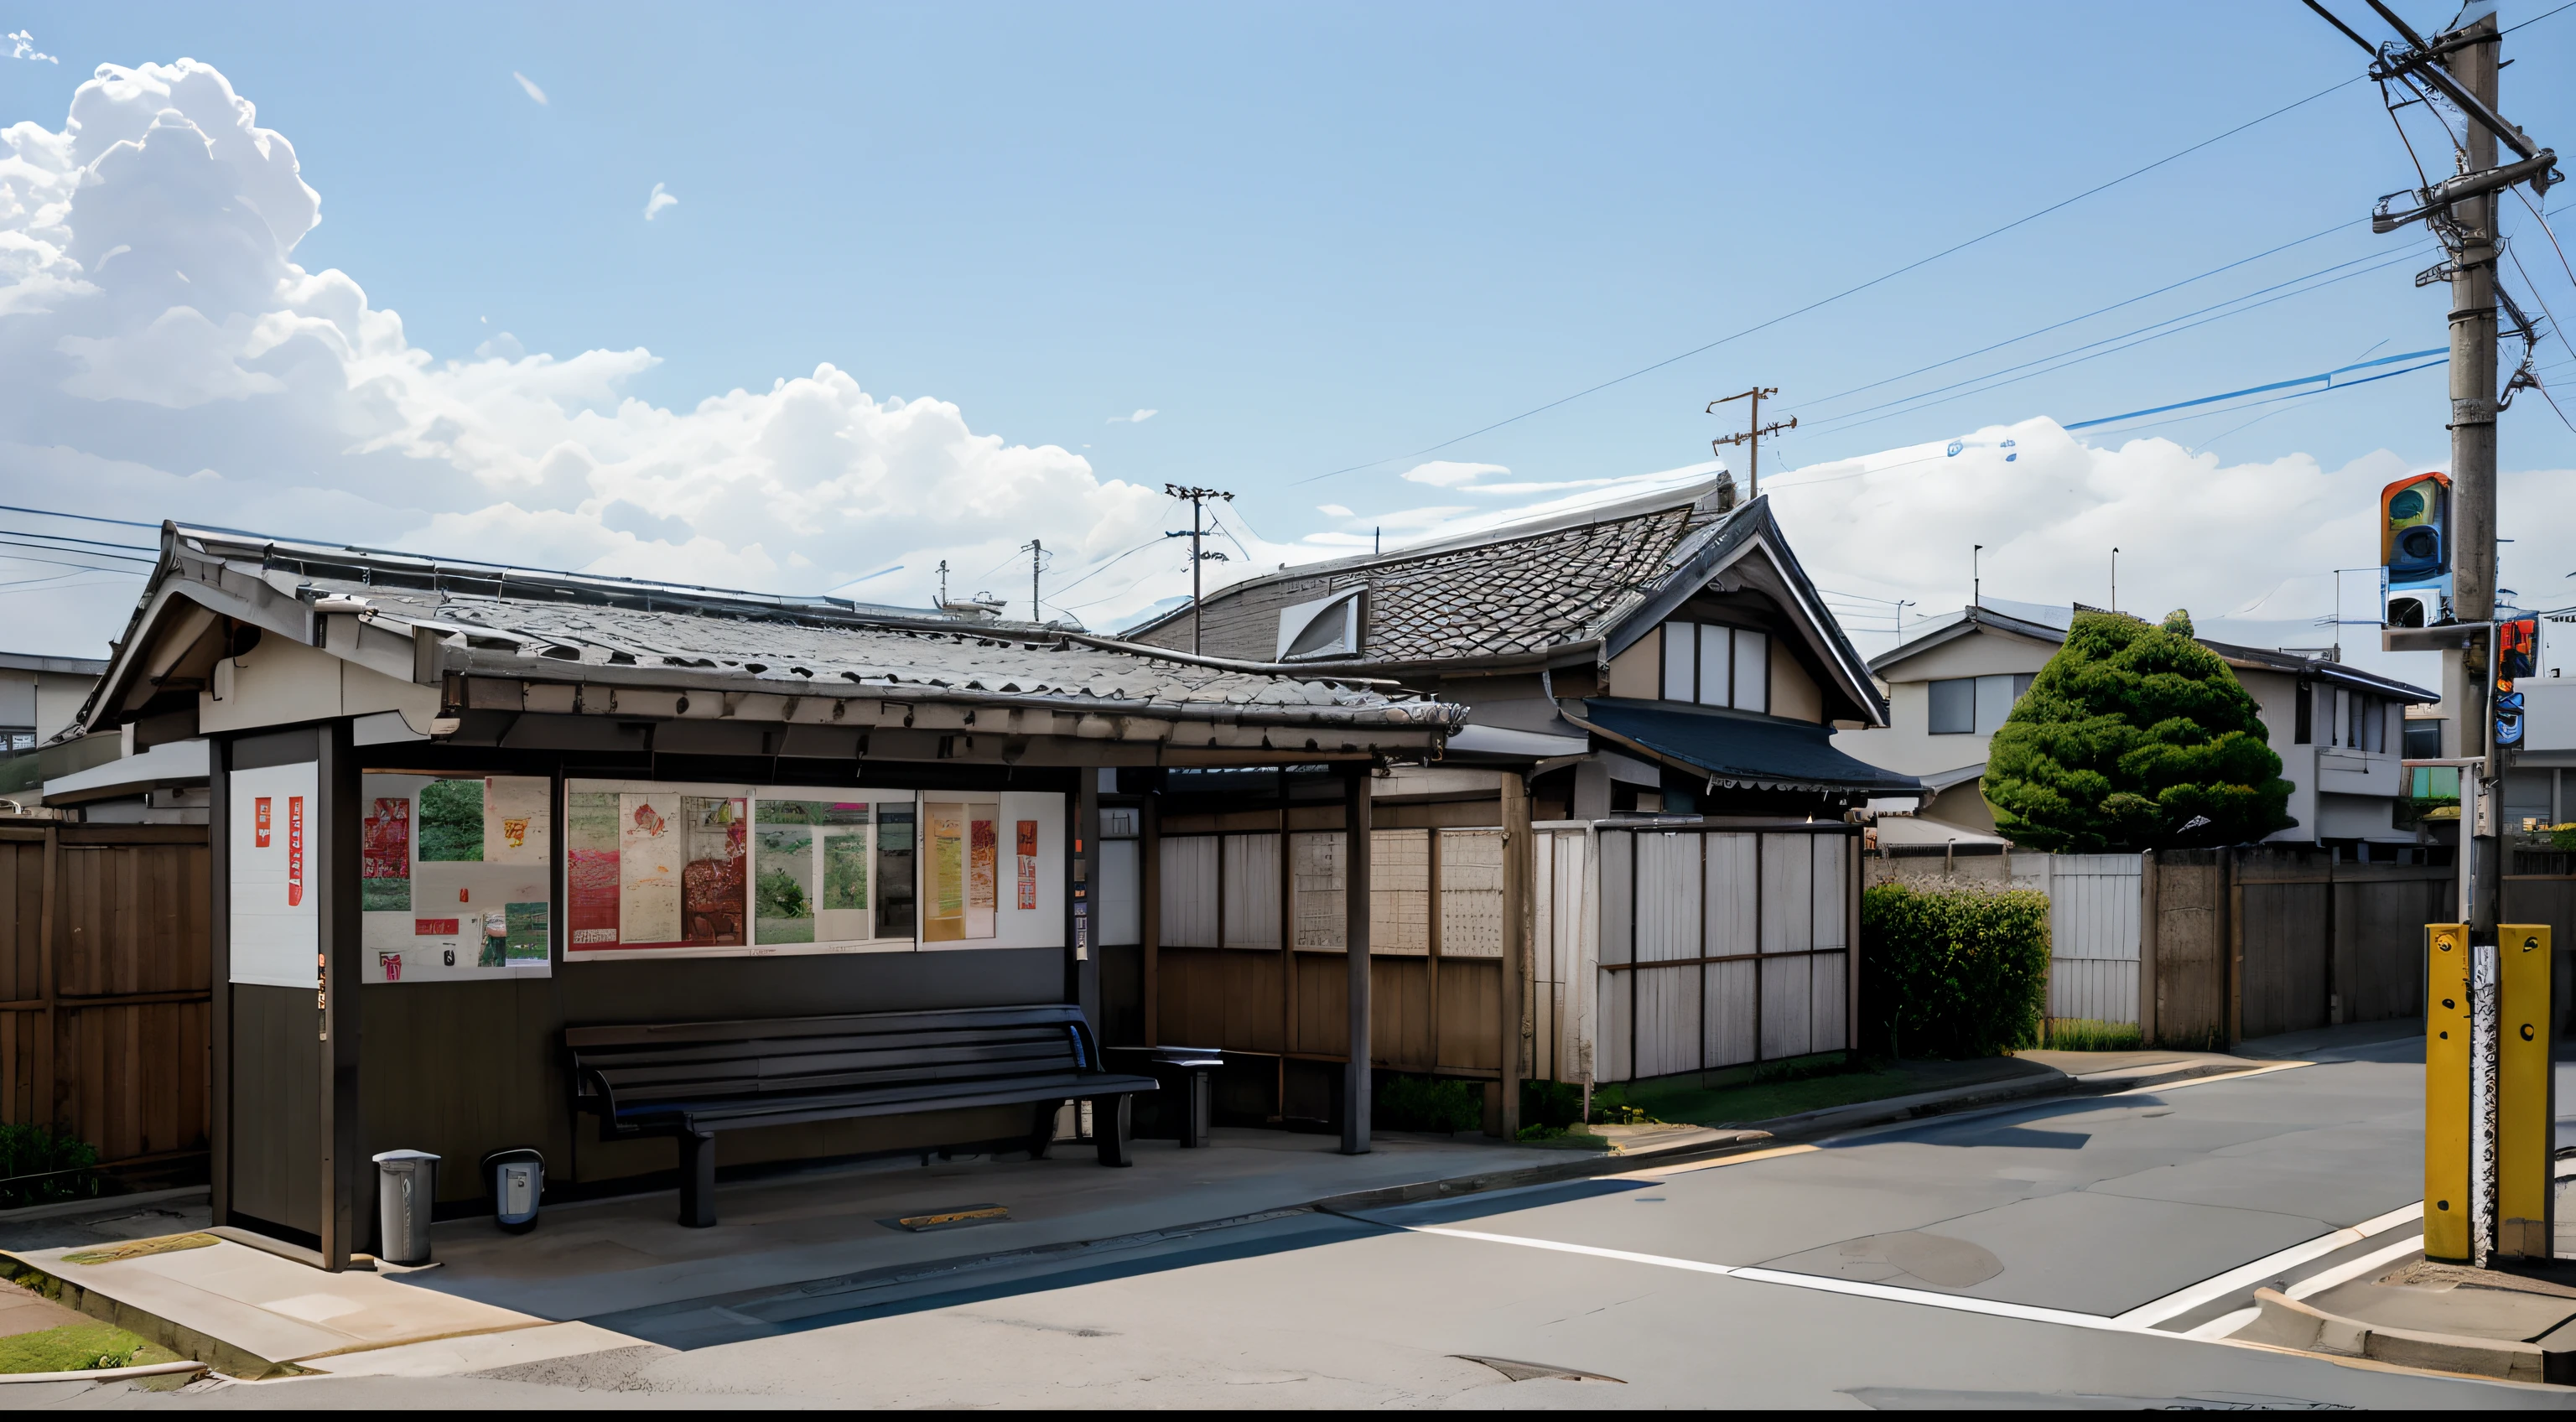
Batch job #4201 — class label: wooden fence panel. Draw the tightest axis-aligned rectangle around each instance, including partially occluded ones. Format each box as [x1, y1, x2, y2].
[0, 825, 211, 1167]
[2149, 855, 2226, 1047]
[2239, 882, 2329, 1041]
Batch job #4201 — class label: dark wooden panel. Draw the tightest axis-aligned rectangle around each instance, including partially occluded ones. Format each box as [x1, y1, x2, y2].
[0, 840, 38, 1002]
[2345, 879, 2438, 1025]
[1371, 957, 1431, 1071]
[360, 978, 560, 1203]
[1156, 947, 1284, 1055]
[231, 983, 319, 1233]
[0, 1007, 30, 1124]
[2239, 883, 2329, 1041]
[1096, 942, 1144, 1048]
[2151, 863, 2225, 1048]
[1435, 958, 1501, 1073]
[56, 841, 210, 997]
[558, 948, 1059, 1027]
[57, 1002, 208, 1161]
[1294, 950, 1346, 1057]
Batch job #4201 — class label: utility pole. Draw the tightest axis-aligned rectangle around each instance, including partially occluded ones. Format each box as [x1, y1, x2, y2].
[2445, 11, 2505, 940]
[1708, 387, 1796, 499]
[937, 559, 949, 606]
[1973, 543, 1984, 611]
[1022, 538, 1045, 622]
[2309, 0, 2562, 942]
[1165, 484, 1233, 656]
[2111, 548, 2119, 614]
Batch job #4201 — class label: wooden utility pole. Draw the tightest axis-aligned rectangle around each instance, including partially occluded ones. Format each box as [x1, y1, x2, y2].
[1164, 485, 1233, 655]
[1023, 538, 1044, 622]
[1708, 387, 1795, 499]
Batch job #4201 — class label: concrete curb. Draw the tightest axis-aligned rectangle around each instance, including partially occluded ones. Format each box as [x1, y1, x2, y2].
[0, 1253, 306, 1382]
[2238, 1286, 2568, 1386]
[0, 1359, 207, 1385]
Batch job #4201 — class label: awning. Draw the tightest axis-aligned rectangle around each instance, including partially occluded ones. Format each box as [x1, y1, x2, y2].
[1572, 698, 1923, 797]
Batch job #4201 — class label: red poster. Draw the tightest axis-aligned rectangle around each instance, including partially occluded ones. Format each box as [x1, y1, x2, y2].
[1015, 820, 1037, 911]
[415, 918, 460, 935]
[255, 797, 273, 848]
[362, 797, 411, 882]
[287, 796, 305, 907]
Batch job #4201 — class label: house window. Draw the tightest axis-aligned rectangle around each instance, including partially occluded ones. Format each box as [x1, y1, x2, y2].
[1660, 621, 1768, 712]
[2294, 684, 2311, 745]
[2402, 719, 2441, 760]
[1927, 674, 2031, 735]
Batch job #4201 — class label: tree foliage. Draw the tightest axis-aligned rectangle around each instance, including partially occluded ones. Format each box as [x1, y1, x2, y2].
[1982, 611, 2293, 852]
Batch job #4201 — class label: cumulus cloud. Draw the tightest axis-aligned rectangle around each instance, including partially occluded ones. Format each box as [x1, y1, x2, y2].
[8, 30, 56, 64]
[642, 181, 677, 220]
[1397, 459, 1508, 487]
[512, 71, 548, 105]
[0, 60, 1174, 652]
[1107, 407, 1156, 423]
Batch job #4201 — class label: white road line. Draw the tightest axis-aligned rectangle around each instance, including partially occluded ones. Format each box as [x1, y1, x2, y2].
[2283, 1234, 2425, 1301]
[2111, 1202, 2424, 1328]
[2107, 1061, 2312, 1096]
[1407, 1198, 2429, 1341]
[2181, 1305, 2261, 1341]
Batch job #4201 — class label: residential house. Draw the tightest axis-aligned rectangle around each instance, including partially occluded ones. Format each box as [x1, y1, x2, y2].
[1119, 478, 1917, 1098]
[1836, 604, 2439, 855]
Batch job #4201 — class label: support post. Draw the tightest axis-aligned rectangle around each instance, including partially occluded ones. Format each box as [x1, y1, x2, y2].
[1342, 764, 1373, 1154]
[2427, 922, 2474, 1263]
[318, 720, 365, 1269]
[2497, 924, 2553, 1259]
[1141, 790, 1161, 1046]
[1498, 772, 1530, 1139]
[209, 739, 232, 1226]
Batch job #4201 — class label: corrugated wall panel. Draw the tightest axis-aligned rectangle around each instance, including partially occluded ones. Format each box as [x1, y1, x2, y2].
[1159, 836, 1219, 948]
[1221, 833, 1281, 950]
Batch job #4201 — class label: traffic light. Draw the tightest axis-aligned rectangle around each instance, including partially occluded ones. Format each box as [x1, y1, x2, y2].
[2381, 472, 2452, 627]
[2497, 615, 2537, 748]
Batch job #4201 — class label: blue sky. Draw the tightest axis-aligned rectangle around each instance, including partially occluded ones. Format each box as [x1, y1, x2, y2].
[3, 1, 2573, 667]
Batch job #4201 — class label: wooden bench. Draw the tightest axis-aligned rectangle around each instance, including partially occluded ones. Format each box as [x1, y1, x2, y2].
[568, 1004, 1158, 1227]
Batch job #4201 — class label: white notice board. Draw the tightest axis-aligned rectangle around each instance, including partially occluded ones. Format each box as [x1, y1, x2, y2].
[230, 760, 319, 988]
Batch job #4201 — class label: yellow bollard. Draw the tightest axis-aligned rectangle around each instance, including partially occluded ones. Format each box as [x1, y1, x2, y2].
[2498, 925, 2554, 1260]
[2426, 924, 2474, 1264]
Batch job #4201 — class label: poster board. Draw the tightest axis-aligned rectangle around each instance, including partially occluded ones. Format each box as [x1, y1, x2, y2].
[920, 789, 1066, 952]
[359, 774, 554, 983]
[230, 760, 319, 989]
[564, 781, 921, 959]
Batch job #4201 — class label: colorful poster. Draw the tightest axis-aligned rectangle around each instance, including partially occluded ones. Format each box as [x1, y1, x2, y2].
[618, 792, 683, 944]
[485, 776, 549, 864]
[923, 800, 998, 942]
[753, 811, 817, 946]
[361, 797, 412, 911]
[567, 791, 620, 945]
[969, 813, 997, 939]
[358, 774, 553, 983]
[230, 761, 319, 988]
[1015, 820, 1037, 911]
[753, 799, 875, 947]
[680, 797, 746, 945]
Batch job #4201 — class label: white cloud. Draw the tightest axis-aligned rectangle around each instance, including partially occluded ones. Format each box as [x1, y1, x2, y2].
[8, 30, 57, 64]
[512, 71, 548, 106]
[1316, 503, 1353, 517]
[643, 181, 677, 221]
[1107, 407, 1156, 423]
[1398, 459, 1508, 487]
[0, 60, 1179, 651]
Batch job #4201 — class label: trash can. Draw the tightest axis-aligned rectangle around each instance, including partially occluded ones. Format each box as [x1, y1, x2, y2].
[480, 1148, 544, 1233]
[371, 1149, 440, 1266]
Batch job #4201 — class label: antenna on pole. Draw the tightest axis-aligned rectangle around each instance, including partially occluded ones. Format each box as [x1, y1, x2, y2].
[1022, 538, 1045, 622]
[937, 560, 949, 606]
[2111, 548, 2120, 614]
[1974, 543, 1985, 611]
[1709, 387, 1796, 500]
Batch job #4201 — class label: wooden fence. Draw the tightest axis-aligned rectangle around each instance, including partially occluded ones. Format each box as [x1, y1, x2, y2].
[2143, 847, 2448, 1047]
[0, 824, 210, 1166]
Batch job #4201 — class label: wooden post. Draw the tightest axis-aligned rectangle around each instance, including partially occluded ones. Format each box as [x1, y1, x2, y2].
[2225, 848, 2243, 1050]
[1499, 773, 1530, 1137]
[1277, 776, 1295, 1076]
[34, 824, 56, 1139]
[1141, 791, 1161, 1046]
[318, 721, 364, 1270]
[1342, 765, 1372, 1154]
[2137, 849, 2158, 1048]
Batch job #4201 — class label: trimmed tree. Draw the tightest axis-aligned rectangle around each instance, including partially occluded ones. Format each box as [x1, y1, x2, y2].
[1982, 610, 2294, 852]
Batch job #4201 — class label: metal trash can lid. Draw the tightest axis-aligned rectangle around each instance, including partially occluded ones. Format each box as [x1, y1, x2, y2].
[479, 1147, 543, 1170]
[371, 1149, 441, 1165]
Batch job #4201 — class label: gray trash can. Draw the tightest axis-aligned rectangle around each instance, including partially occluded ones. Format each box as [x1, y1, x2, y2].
[371, 1149, 440, 1265]
[480, 1148, 544, 1233]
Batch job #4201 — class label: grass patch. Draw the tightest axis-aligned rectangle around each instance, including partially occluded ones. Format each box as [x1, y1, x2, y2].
[0, 1320, 179, 1374]
[2039, 1018, 2144, 1051]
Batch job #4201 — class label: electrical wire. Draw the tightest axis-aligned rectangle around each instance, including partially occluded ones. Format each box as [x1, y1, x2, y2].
[0, 537, 155, 566]
[1293, 72, 2372, 485]
[0, 527, 158, 555]
[0, 502, 161, 530]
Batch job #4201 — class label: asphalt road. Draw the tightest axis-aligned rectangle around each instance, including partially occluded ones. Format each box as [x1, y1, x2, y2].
[41, 1030, 2576, 1409]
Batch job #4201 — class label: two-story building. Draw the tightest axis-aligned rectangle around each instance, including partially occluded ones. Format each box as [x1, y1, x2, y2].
[1836, 604, 2438, 856]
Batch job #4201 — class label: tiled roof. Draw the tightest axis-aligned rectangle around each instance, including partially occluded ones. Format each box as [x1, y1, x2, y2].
[1361, 506, 1696, 660]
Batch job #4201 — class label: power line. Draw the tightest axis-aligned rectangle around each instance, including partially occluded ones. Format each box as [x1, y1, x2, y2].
[0, 527, 158, 555]
[0, 537, 156, 565]
[0, 502, 162, 530]
[1293, 71, 2371, 485]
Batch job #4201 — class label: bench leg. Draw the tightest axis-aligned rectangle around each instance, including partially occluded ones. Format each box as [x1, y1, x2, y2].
[678, 1130, 718, 1227]
[1184, 1069, 1212, 1150]
[1026, 1102, 1058, 1160]
[1092, 1094, 1132, 1168]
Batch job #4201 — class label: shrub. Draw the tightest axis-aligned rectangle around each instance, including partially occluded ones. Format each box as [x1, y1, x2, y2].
[1375, 1074, 1483, 1133]
[1983, 610, 2294, 852]
[1861, 882, 2050, 1060]
[1520, 1078, 1586, 1130]
[0, 1124, 102, 1210]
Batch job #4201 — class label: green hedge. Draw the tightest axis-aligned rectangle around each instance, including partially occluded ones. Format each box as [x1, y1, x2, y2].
[1860, 883, 2050, 1060]
[0, 1124, 101, 1211]
[1375, 1073, 1483, 1133]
